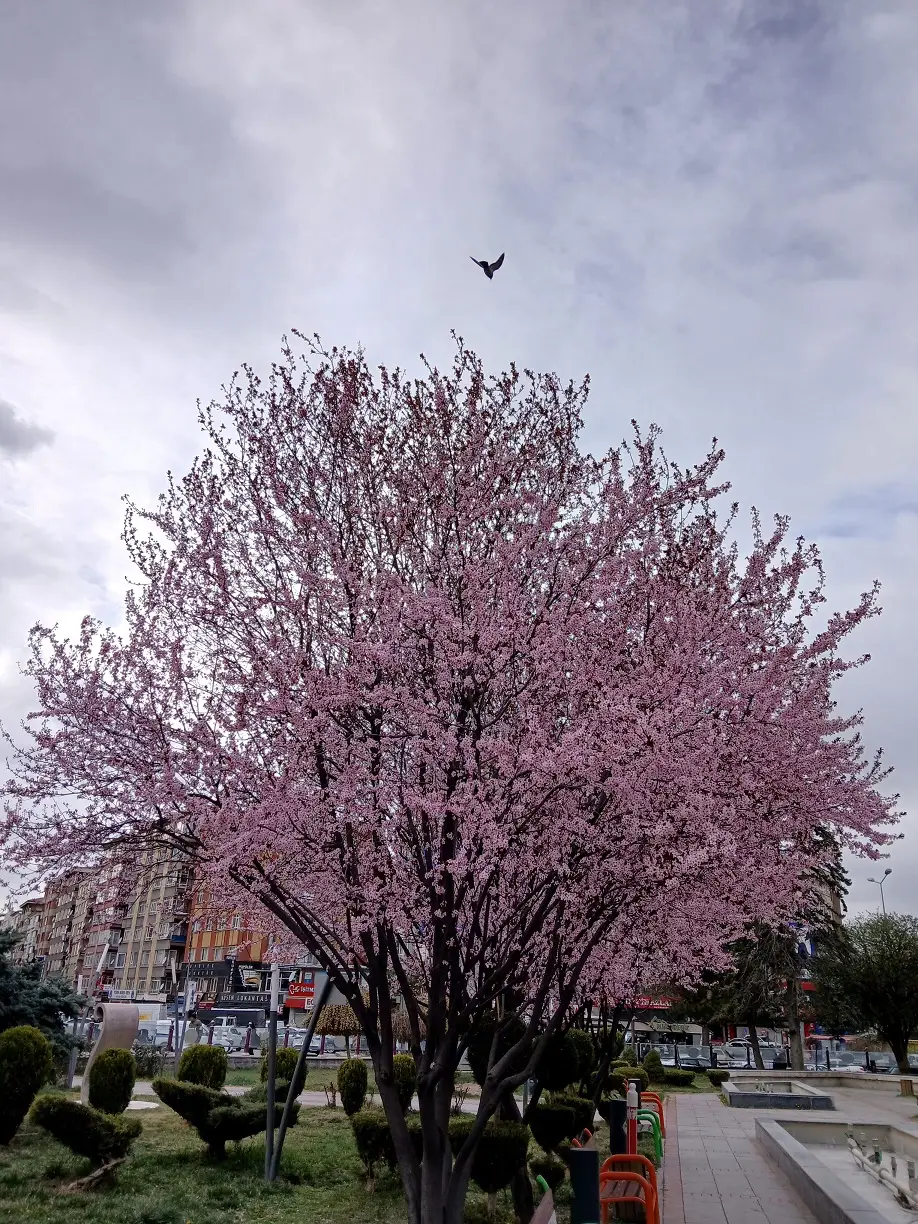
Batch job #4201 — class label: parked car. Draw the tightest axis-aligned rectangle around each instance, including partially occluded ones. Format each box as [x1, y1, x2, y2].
[721, 1039, 783, 1067]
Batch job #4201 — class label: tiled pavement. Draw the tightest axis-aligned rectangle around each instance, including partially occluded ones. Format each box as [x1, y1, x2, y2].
[663, 1085, 918, 1224]
[663, 1094, 820, 1224]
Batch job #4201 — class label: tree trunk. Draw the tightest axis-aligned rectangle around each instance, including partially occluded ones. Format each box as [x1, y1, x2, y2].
[889, 1039, 910, 1075]
[747, 1016, 765, 1070]
[784, 980, 805, 1071]
[502, 1090, 535, 1223]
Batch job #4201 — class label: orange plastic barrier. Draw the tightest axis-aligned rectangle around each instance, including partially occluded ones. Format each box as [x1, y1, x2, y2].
[599, 1169, 659, 1224]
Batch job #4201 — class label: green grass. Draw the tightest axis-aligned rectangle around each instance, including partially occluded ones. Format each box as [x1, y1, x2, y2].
[1, 1105, 532, 1224]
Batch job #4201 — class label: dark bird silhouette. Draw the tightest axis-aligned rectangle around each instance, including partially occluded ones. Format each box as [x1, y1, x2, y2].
[470, 252, 505, 279]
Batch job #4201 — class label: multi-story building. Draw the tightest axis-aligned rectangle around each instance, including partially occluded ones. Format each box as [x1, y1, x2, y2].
[81, 847, 192, 1002]
[39, 869, 95, 986]
[184, 889, 318, 1022]
[0, 897, 46, 965]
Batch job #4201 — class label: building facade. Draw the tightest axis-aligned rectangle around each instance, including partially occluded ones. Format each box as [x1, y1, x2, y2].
[0, 897, 46, 965]
[82, 847, 192, 1001]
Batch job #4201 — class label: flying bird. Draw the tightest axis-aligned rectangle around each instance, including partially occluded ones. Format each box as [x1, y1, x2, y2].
[470, 252, 505, 279]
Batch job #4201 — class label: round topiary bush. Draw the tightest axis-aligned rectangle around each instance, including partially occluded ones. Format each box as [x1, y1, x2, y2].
[338, 1058, 369, 1116]
[707, 1069, 730, 1086]
[550, 1092, 595, 1137]
[567, 1029, 594, 1082]
[392, 1053, 416, 1113]
[261, 1046, 307, 1097]
[641, 1050, 665, 1085]
[529, 1103, 576, 1154]
[470, 1120, 530, 1196]
[0, 1025, 54, 1146]
[178, 1043, 228, 1089]
[88, 1047, 136, 1114]
[664, 1068, 696, 1087]
[619, 1044, 637, 1066]
[530, 1154, 567, 1191]
[614, 1064, 649, 1092]
[537, 1031, 581, 1092]
[467, 1015, 529, 1087]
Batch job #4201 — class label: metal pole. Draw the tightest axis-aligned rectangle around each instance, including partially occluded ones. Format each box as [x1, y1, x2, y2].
[269, 973, 332, 1181]
[264, 962, 280, 1179]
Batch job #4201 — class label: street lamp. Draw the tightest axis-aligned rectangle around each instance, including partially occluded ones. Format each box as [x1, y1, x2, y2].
[866, 868, 892, 915]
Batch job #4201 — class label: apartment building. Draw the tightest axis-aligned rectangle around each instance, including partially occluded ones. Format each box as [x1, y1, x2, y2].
[0, 897, 46, 964]
[39, 868, 95, 985]
[81, 847, 192, 1001]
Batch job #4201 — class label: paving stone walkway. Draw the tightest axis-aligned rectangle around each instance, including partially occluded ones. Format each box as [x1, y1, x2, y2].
[663, 1086, 918, 1224]
[664, 1094, 820, 1224]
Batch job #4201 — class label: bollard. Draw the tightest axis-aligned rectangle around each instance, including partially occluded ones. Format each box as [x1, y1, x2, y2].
[568, 1144, 600, 1224]
[167, 1022, 174, 1053]
[284, 1027, 290, 1049]
[626, 1083, 638, 1155]
[207, 1025, 214, 1045]
[244, 1027, 252, 1055]
[605, 1098, 628, 1156]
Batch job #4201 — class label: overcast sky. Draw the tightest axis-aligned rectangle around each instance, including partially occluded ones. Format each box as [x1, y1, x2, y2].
[1, 0, 915, 916]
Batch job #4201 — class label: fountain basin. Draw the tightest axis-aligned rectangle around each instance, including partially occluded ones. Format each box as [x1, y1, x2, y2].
[722, 1079, 835, 1110]
[757, 1118, 918, 1224]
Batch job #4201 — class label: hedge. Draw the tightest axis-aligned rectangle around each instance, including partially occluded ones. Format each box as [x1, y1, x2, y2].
[30, 1095, 142, 1165]
[707, 1069, 730, 1086]
[613, 1064, 649, 1092]
[178, 1043, 228, 1090]
[664, 1068, 696, 1087]
[0, 1025, 54, 1146]
[88, 1048, 136, 1114]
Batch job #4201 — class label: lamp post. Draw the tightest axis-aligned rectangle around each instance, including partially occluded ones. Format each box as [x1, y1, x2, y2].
[866, 868, 892, 915]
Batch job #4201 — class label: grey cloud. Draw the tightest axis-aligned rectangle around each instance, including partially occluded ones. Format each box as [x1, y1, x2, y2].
[0, 399, 54, 457]
[0, 165, 191, 277]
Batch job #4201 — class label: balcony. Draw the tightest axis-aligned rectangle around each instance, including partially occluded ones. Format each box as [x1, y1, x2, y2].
[169, 924, 189, 946]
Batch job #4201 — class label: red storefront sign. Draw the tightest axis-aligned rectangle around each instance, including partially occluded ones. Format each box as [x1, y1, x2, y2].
[630, 996, 675, 1011]
[286, 975, 315, 1010]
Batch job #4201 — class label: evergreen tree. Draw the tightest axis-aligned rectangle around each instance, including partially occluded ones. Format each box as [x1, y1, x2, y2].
[0, 931, 82, 1056]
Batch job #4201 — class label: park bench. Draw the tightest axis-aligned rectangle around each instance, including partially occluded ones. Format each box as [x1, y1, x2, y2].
[599, 1154, 660, 1224]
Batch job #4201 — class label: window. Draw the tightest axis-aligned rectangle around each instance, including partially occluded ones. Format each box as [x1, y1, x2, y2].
[130, 950, 138, 967]
[231, 914, 241, 930]
[192, 919, 202, 934]
[114, 952, 125, 968]
[140, 951, 150, 967]
[155, 949, 168, 966]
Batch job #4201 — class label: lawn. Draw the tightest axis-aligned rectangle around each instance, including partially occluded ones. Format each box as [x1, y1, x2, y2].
[0, 1102, 582, 1224]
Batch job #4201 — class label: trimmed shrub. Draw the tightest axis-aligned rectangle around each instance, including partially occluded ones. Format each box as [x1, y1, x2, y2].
[470, 1120, 530, 1194]
[614, 1064, 649, 1092]
[338, 1058, 369, 1116]
[529, 1103, 576, 1154]
[0, 1025, 54, 1146]
[467, 1015, 529, 1087]
[641, 1050, 665, 1085]
[152, 1076, 297, 1159]
[261, 1047, 307, 1097]
[132, 1041, 166, 1079]
[351, 1109, 397, 1180]
[551, 1092, 595, 1136]
[707, 1069, 730, 1086]
[30, 1095, 142, 1165]
[567, 1029, 594, 1082]
[178, 1043, 227, 1089]
[88, 1048, 136, 1115]
[664, 1068, 696, 1087]
[619, 1044, 637, 1065]
[530, 1154, 567, 1191]
[538, 1031, 581, 1092]
[392, 1054, 416, 1113]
